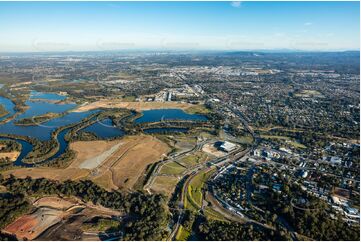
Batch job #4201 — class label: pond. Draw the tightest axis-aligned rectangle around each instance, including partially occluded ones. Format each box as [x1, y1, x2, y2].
[135, 109, 207, 124]
[82, 118, 125, 139]
[30, 90, 67, 101]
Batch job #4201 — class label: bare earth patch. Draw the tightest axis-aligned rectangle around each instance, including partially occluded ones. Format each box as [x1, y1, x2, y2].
[202, 143, 226, 157]
[4, 136, 170, 191]
[72, 100, 194, 112]
[93, 135, 170, 190]
[150, 176, 180, 198]
[3, 195, 121, 240]
[0, 151, 20, 161]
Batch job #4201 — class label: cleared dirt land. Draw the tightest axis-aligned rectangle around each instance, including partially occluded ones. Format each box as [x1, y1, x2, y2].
[92, 135, 170, 190]
[3, 196, 121, 240]
[202, 143, 226, 157]
[4, 135, 170, 191]
[73, 100, 194, 112]
[150, 176, 180, 198]
[0, 151, 20, 161]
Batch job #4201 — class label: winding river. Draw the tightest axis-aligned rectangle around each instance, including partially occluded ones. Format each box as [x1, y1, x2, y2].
[0, 91, 207, 166]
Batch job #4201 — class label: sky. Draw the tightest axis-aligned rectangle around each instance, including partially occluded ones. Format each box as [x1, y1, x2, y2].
[0, 1, 359, 52]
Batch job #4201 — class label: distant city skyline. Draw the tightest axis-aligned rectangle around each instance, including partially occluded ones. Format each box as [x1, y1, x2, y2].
[0, 1, 359, 52]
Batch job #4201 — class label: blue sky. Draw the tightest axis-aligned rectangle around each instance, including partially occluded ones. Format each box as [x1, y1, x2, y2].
[0, 1, 359, 52]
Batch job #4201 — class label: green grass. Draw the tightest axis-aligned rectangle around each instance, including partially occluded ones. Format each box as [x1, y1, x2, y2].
[237, 135, 254, 144]
[184, 170, 226, 221]
[159, 161, 186, 175]
[185, 104, 210, 114]
[175, 225, 191, 241]
[261, 135, 306, 149]
[186, 170, 215, 209]
[122, 95, 136, 101]
[179, 152, 208, 167]
[0, 104, 9, 118]
[204, 207, 227, 221]
[82, 218, 120, 232]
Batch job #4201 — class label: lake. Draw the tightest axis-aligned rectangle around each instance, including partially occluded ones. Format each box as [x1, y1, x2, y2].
[0, 94, 207, 165]
[82, 118, 125, 139]
[135, 109, 207, 124]
[30, 90, 67, 101]
[0, 96, 16, 122]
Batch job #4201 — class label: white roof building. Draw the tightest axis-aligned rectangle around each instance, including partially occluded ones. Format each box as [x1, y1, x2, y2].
[219, 141, 237, 152]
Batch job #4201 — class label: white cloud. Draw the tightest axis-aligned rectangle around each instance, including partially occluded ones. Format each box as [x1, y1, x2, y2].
[304, 22, 313, 26]
[231, 1, 242, 8]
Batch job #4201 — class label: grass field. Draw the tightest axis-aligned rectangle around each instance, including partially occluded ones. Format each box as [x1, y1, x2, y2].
[295, 89, 323, 98]
[184, 104, 210, 114]
[82, 218, 120, 232]
[175, 225, 191, 241]
[203, 207, 227, 221]
[237, 135, 254, 144]
[159, 161, 186, 175]
[179, 152, 208, 167]
[260, 134, 306, 149]
[150, 176, 179, 197]
[186, 170, 215, 210]
[184, 169, 226, 222]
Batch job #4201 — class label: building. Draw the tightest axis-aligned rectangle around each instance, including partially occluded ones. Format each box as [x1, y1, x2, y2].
[167, 92, 172, 101]
[219, 141, 237, 152]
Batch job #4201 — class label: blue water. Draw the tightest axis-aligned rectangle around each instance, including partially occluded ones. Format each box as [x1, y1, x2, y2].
[0, 128, 69, 167]
[0, 110, 97, 141]
[0, 95, 207, 166]
[143, 127, 189, 134]
[0, 90, 88, 140]
[44, 128, 69, 162]
[0, 137, 33, 167]
[0, 93, 99, 166]
[135, 109, 207, 124]
[17, 100, 76, 120]
[0, 96, 16, 121]
[30, 90, 66, 101]
[82, 118, 125, 139]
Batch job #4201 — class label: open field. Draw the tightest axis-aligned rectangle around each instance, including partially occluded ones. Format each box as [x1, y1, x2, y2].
[175, 225, 191, 241]
[92, 135, 170, 190]
[184, 104, 210, 114]
[0, 151, 20, 161]
[78, 143, 123, 169]
[260, 134, 307, 149]
[183, 169, 226, 221]
[4, 135, 170, 190]
[150, 176, 180, 197]
[202, 143, 225, 157]
[4, 207, 63, 240]
[178, 151, 210, 167]
[295, 89, 324, 98]
[159, 161, 186, 175]
[72, 100, 195, 112]
[33, 196, 76, 210]
[187, 170, 208, 209]
[203, 206, 228, 221]
[3, 195, 121, 240]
